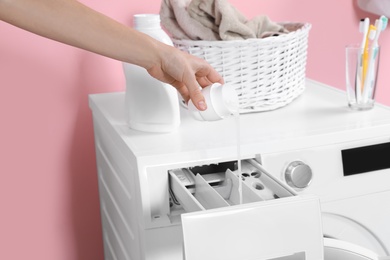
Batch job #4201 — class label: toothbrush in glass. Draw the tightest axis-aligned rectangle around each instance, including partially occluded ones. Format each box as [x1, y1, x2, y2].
[357, 18, 369, 103]
[362, 16, 388, 103]
[362, 24, 376, 91]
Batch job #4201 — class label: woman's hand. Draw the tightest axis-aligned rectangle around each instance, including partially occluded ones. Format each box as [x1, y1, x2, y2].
[146, 44, 224, 111]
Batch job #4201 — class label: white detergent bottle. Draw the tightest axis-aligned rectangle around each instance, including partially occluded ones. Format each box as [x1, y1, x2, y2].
[123, 14, 180, 133]
[188, 83, 239, 121]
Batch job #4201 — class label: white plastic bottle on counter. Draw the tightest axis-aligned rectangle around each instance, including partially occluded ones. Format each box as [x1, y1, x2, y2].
[123, 14, 180, 133]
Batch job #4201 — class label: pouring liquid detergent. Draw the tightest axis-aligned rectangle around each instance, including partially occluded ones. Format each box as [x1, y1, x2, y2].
[123, 14, 180, 133]
[188, 83, 243, 203]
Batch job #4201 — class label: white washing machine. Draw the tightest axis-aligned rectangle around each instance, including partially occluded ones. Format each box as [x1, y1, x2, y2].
[89, 79, 390, 260]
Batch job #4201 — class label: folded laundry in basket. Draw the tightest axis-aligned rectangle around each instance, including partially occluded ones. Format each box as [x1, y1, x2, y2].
[160, 0, 288, 40]
[160, 0, 220, 40]
[188, 0, 287, 40]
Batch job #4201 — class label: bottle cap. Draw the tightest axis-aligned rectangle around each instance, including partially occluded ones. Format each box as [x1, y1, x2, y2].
[188, 83, 239, 121]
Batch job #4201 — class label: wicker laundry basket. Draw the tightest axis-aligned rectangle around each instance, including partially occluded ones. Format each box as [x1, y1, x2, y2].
[173, 23, 312, 113]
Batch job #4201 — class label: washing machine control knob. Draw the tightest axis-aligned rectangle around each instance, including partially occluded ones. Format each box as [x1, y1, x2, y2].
[284, 161, 312, 189]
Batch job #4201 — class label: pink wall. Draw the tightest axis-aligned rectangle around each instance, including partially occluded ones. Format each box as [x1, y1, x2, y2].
[0, 1, 389, 260]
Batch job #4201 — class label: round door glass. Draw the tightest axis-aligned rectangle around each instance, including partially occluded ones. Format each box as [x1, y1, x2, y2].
[324, 238, 379, 260]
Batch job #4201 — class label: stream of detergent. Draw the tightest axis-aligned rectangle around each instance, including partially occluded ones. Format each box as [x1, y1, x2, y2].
[233, 110, 243, 205]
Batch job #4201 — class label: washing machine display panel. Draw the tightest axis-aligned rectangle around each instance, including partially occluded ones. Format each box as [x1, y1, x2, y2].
[341, 142, 390, 176]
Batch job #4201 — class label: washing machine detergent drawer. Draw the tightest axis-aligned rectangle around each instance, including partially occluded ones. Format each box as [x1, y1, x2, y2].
[169, 159, 324, 260]
[168, 159, 383, 260]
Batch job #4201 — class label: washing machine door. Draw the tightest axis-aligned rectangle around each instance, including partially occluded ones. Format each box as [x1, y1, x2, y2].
[324, 238, 380, 260]
[322, 212, 388, 256]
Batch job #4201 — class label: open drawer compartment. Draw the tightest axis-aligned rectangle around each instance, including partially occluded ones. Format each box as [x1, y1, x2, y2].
[169, 159, 325, 260]
[169, 159, 296, 212]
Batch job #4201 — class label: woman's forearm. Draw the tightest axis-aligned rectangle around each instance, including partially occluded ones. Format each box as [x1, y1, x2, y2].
[0, 0, 224, 110]
[0, 0, 160, 69]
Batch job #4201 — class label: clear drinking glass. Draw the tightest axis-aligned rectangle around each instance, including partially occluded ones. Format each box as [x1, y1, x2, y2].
[345, 44, 380, 110]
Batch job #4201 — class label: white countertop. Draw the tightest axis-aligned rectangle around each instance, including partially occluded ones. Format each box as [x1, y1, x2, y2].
[89, 79, 390, 165]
